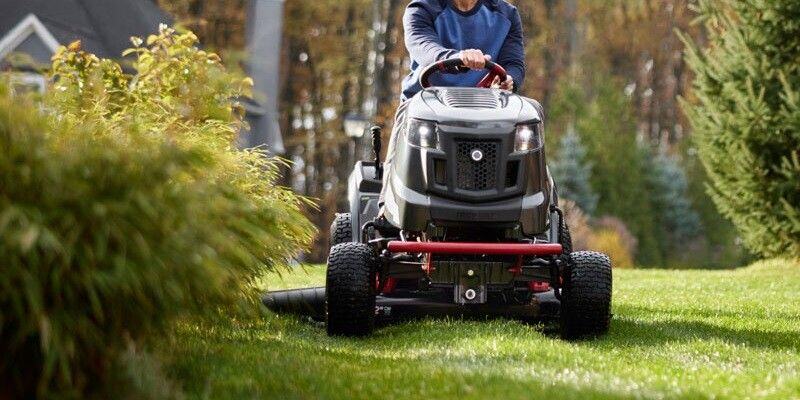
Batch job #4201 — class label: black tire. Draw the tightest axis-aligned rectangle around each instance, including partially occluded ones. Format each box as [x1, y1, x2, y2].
[329, 213, 353, 247]
[326, 242, 377, 336]
[552, 183, 572, 255]
[560, 251, 612, 339]
[560, 218, 573, 256]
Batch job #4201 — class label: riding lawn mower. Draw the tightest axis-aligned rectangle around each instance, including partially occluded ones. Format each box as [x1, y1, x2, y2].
[263, 58, 612, 339]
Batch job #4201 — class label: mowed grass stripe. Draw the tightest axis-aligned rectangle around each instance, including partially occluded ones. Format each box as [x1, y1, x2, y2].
[160, 259, 800, 399]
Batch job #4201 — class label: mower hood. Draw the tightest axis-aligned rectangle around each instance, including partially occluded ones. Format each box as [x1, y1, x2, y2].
[411, 87, 542, 127]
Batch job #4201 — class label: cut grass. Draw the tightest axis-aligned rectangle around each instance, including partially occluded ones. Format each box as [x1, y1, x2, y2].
[160, 259, 800, 399]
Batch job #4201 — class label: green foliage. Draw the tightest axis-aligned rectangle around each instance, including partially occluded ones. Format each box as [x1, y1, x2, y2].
[550, 76, 663, 265]
[648, 151, 701, 243]
[682, 143, 752, 267]
[551, 127, 599, 216]
[681, 0, 800, 257]
[0, 27, 313, 398]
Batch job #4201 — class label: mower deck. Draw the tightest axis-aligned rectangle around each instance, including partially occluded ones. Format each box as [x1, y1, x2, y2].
[262, 287, 560, 323]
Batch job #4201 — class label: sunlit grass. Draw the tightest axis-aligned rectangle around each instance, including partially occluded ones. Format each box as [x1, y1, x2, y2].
[160, 259, 800, 399]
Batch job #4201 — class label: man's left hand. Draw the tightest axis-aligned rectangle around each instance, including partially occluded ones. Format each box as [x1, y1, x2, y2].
[491, 75, 514, 91]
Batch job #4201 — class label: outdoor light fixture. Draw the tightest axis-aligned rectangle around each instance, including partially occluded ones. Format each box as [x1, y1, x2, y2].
[343, 112, 368, 138]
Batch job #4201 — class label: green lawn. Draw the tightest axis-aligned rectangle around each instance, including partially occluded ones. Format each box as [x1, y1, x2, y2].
[159, 259, 800, 399]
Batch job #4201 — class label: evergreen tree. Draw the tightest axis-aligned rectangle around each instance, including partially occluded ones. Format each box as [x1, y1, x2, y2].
[551, 76, 664, 265]
[682, 0, 800, 257]
[551, 127, 599, 216]
[650, 150, 702, 243]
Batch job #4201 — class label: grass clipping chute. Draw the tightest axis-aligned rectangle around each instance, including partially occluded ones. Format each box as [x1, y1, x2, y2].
[0, 26, 314, 398]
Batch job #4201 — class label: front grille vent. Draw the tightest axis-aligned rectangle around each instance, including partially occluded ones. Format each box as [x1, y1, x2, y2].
[455, 140, 499, 191]
[442, 88, 500, 109]
[505, 161, 519, 188]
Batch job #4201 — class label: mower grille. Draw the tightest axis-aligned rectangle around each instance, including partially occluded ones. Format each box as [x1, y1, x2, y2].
[442, 88, 500, 109]
[455, 140, 499, 191]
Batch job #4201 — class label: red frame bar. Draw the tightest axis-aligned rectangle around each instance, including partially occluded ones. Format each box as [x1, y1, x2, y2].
[387, 241, 563, 256]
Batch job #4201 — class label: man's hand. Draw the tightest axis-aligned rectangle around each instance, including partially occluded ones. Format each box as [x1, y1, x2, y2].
[491, 75, 514, 91]
[460, 49, 490, 70]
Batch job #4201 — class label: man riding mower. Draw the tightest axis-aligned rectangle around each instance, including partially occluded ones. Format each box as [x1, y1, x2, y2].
[327, 50, 612, 337]
[283, 0, 612, 339]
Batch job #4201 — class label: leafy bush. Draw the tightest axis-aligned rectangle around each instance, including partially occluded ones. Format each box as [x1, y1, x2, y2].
[589, 229, 635, 269]
[561, 200, 636, 267]
[0, 27, 313, 398]
[682, 0, 800, 257]
[560, 200, 593, 251]
[595, 217, 638, 262]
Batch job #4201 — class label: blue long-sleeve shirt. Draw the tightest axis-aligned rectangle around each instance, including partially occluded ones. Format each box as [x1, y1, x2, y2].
[401, 0, 526, 100]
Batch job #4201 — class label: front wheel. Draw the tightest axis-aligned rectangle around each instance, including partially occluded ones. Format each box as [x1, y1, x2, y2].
[329, 213, 353, 247]
[560, 251, 612, 339]
[326, 242, 377, 336]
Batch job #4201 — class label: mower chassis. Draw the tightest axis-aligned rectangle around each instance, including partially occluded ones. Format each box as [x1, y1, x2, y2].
[262, 287, 560, 323]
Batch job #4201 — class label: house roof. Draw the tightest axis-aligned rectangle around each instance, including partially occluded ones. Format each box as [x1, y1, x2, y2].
[0, 0, 284, 155]
[0, 0, 171, 60]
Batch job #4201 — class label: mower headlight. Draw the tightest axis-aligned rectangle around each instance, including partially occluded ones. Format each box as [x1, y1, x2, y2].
[514, 123, 543, 152]
[406, 119, 438, 148]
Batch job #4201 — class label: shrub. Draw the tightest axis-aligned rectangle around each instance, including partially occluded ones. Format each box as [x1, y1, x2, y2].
[588, 229, 635, 269]
[682, 0, 800, 257]
[0, 27, 313, 398]
[595, 216, 638, 261]
[561, 200, 637, 267]
[560, 199, 593, 251]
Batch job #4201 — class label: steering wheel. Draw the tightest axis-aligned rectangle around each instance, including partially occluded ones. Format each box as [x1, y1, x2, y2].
[419, 57, 508, 89]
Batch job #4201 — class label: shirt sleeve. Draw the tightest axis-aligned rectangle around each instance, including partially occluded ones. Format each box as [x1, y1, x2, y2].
[496, 7, 526, 91]
[403, 2, 459, 68]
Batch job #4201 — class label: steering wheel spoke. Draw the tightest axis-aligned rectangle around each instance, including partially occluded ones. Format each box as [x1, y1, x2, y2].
[476, 72, 498, 88]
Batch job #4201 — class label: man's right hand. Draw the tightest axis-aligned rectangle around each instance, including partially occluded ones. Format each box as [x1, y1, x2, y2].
[460, 49, 490, 70]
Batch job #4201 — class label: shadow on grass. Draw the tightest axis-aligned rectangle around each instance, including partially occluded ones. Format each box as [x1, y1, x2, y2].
[601, 306, 800, 352]
[260, 295, 800, 355]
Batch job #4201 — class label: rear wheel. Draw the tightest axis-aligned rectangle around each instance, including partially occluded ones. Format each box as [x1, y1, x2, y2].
[329, 213, 353, 247]
[560, 251, 612, 339]
[326, 243, 377, 336]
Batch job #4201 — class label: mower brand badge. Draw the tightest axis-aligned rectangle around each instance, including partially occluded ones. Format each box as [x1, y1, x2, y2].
[470, 149, 484, 162]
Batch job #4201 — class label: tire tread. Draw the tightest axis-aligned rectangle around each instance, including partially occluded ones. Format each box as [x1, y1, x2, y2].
[560, 251, 612, 339]
[326, 242, 376, 336]
[329, 213, 353, 247]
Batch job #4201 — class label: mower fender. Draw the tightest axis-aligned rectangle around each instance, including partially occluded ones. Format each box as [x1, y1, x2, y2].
[347, 161, 382, 243]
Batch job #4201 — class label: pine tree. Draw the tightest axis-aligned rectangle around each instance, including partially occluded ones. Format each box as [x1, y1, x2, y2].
[681, 0, 800, 257]
[549, 75, 665, 265]
[551, 127, 599, 216]
[650, 151, 701, 242]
